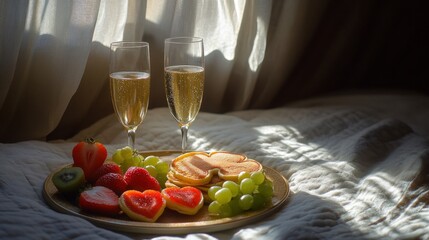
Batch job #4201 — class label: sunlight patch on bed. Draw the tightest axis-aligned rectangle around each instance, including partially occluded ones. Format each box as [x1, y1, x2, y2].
[253, 125, 302, 139]
[252, 125, 334, 160]
[344, 171, 403, 227]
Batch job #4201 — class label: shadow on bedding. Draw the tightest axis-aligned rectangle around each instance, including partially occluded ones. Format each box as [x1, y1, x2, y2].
[258, 191, 371, 240]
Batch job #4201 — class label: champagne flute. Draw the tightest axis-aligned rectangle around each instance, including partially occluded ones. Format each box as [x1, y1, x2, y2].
[164, 37, 204, 152]
[109, 42, 150, 150]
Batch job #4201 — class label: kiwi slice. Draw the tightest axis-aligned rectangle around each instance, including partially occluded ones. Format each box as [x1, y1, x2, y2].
[52, 167, 86, 195]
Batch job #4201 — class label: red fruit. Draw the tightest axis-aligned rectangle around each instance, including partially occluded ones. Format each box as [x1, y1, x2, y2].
[72, 138, 107, 179]
[89, 163, 122, 183]
[119, 190, 166, 222]
[95, 173, 128, 195]
[124, 167, 161, 192]
[161, 186, 204, 215]
[79, 186, 120, 216]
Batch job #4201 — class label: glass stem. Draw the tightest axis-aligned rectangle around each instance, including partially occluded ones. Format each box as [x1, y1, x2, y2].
[181, 125, 189, 153]
[127, 128, 136, 150]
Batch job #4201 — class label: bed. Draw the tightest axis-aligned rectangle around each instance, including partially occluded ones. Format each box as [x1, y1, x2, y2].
[1, 91, 429, 239]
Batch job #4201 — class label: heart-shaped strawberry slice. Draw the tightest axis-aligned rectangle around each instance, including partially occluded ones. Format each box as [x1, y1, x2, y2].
[161, 186, 204, 215]
[119, 190, 166, 222]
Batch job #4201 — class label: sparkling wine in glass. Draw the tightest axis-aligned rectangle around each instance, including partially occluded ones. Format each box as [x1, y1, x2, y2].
[164, 37, 204, 152]
[109, 42, 150, 150]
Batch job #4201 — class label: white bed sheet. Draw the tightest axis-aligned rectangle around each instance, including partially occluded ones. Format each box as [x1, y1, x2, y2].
[1, 93, 429, 239]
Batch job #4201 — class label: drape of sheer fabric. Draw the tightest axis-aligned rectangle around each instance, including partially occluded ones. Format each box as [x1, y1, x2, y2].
[0, 0, 147, 141]
[1, 0, 318, 142]
[1, 0, 425, 142]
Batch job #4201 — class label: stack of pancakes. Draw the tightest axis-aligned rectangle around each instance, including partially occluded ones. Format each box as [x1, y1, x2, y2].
[166, 151, 263, 195]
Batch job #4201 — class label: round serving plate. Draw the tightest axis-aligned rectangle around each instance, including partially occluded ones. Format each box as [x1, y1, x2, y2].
[43, 150, 290, 234]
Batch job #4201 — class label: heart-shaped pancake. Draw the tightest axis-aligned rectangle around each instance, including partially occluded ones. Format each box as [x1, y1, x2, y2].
[119, 190, 166, 222]
[170, 151, 263, 185]
[166, 171, 223, 190]
[161, 186, 204, 215]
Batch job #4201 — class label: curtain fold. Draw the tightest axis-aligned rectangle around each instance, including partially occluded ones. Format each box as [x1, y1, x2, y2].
[1, 0, 427, 142]
[250, 0, 329, 108]
[50, 0, 147, 140]
[1, 0, 102, 141]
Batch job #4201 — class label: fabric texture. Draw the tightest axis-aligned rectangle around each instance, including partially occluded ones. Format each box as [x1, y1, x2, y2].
[1, 93, 429, 239]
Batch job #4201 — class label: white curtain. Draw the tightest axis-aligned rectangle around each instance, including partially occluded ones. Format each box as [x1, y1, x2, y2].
[2, 0, 416, 142]
[1, 0, 321, 142]
[0, 0, 149, 141]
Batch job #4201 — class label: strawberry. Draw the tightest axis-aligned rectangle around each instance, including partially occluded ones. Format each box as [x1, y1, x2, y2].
[124, 167, 161, 192]
[79, 186, 120, 216]
[95, 173, 127, 195]
[72, 138, 107, 179]
[88, 163, 122, 183]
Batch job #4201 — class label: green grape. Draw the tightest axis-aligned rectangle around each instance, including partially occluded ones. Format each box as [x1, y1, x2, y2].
[208, 186, 222, 201]
[121, 157, 138, 172]
[258, 180, 274, 198]
[239, 194, 254, 210]
[120, 146, 134, 159]
[145, 165, 158, 177]
[112, 151, 124, 165]
[132, 154, 144, 166]
[155, 161, 169, 174]
[214, 188, 232, 205]
[222, 181, 239, 197]
[251, 193, 266, 210]
[240, 178, 256, 194]
[219, 204, 232, 217]
[250, 171, 265, 185]
[208, 201, 221, 214]
[143, 156, 159, 167]
[229, 197, 243, 215]
[238, 171, 251, 183]
[156, 174, 168, 189]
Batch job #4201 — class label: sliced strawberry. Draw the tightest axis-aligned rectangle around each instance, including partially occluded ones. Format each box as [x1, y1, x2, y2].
[72, 138, 107, 179]
[161, 186, 204, 215]
[89, 163, 122, 183]
[95, 173, 127, 195]
[79, 186, 120, 216]
[124, 167, 161, 192]
[119, 190, 166, 222]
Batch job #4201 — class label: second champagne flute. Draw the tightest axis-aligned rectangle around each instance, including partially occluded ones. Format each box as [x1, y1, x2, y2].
[164, 37, 205, 152]
[109, 42, 151, 151]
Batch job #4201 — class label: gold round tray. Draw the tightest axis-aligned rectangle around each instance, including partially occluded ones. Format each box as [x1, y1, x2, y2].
[43, 150, 290, 234]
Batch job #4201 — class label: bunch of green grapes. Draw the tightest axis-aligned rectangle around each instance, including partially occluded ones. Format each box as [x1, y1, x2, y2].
[111, 147, 170, 188]
[207, 171, 274, 217]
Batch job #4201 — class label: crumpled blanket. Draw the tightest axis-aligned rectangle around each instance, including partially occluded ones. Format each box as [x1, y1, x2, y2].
[1, 93, 428, 240]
